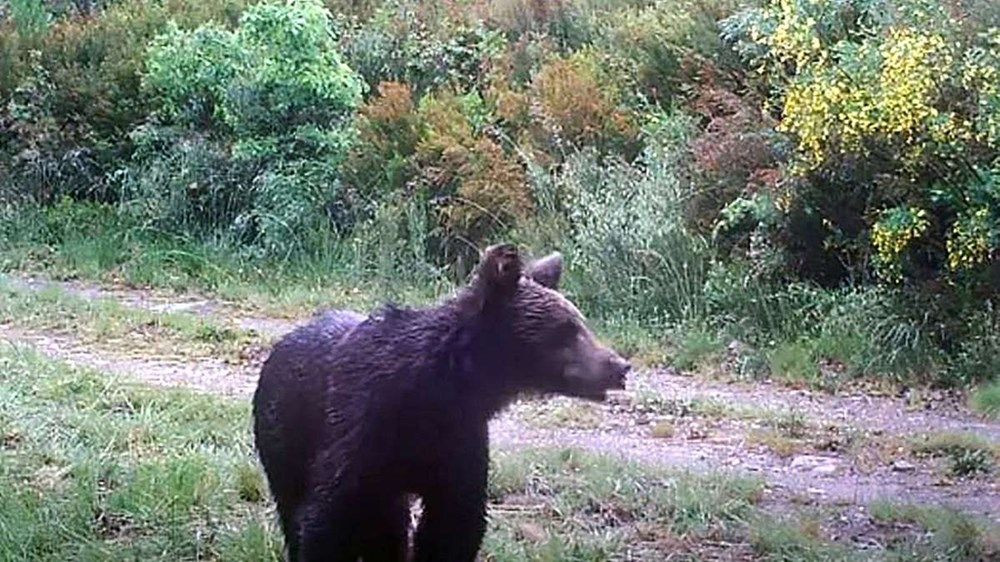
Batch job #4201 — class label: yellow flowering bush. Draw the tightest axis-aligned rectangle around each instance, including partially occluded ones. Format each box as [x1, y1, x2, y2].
[759, 0, 829, 70]
[871, 207, 930, 282]
[772, 18, 969, 171]
[947, 208, 993, 272]
[962, 28, 1000, 148]
[721, 0, 1000, 284]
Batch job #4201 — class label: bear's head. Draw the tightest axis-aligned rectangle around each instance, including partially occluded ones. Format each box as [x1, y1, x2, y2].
[466, 244, 630, 400]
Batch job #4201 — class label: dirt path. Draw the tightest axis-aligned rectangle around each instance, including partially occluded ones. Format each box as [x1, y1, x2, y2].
[640, 369, 1000, 442]
[0, 325, 259, 398]
[2, 273, 999, 528]
[3, 275, 297, 339]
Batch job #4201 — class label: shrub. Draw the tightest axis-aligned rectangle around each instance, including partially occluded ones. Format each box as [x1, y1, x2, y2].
[143, 22, 244, 128]
[344, 81, 422, 205]
[720, 0, 1000, 287]
[592, 0, 741, 107]
[337, 1, 507, 96]
[703, 261, 823, 345]
[970, 380, 1000, 419]
[556, 110, 708, 323]
[0, 0, 252, 201]
[346, 190, 445, 290]
[117, 126, 254, 238]
[132, 0, 364, 255]
[413, 89, 534, 272]
[1, 55, 103, 203]
[688, 82, 782, 235]
[943, 305, 1000, 385]
[529, 50, 638, 156]
[768, 340, 819, 385]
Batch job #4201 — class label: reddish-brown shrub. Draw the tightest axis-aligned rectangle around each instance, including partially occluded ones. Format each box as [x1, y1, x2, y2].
[687, 81, 779, 232]
[415, 90, 534, 248]
[344, 81, 422, 202]
[530, 53, 638, 156]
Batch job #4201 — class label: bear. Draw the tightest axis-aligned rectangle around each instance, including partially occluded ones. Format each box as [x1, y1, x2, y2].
[252, 244, 631, 562]
[252, 309, 366, 557]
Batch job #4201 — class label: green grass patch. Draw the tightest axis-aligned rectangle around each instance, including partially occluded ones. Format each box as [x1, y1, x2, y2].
[0, 202, 446, 320]
[0, 343, 281, 560]
[870, 502, 1000, 561]
[750, 513, 852, 561]
[747, 429, 808, 458]
[1, 342, 774, 560]
[0, 281, 263, 362]
[588, 316, 670, 368]
[666, 325, 724, 372]
[970, 380, 1000, 419]
[486, 447, 764, 560]
[511, 398, 605, 431]
[626, 378, 814, 429]
[910, 432, 998, 478]
[768, 340, 821, 387]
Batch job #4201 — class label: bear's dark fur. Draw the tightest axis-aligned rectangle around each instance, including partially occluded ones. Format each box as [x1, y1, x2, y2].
[252, 309, 365, 556]
[253, 245, 630, 561]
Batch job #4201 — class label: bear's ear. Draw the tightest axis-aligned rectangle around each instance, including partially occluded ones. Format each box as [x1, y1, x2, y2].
[472, 243, 523, 303]
[527, 252, 562, 290]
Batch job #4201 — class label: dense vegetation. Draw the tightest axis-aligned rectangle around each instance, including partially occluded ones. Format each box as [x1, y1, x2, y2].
[2, 0, 999, 391]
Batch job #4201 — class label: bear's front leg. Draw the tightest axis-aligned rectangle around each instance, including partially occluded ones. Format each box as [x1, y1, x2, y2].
[412, 441, 488, 562]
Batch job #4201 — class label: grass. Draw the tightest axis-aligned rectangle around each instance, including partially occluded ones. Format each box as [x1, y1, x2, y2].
[0, 341, 777, 560]
[511, 397, 605, 430]
[624, 381, 856, 458]
[747, 429, 808, 458]
[485, 448, 764, 560]
[768, 340, 821, 387]
[970, 380, 1000, 419]
[0, 202, 674, 366]
[909, 432, 998, 478]
[666, 325, 724, 372]
[0, 343, 281, 560]
[744, 408, 818, 458]
[627, 379, 813, 427]
[752, 504, 1000, 562]
[870, 502, 1000, 561]
[750, 512, 852, 561]
[0, 202, 446, 320]
[5, 200, 998, 390]
[2, 302, 998, 560]
[0, 280, 263, 362]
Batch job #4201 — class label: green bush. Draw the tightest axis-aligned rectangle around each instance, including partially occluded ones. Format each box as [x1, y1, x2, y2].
[593, 0, 741, 107]
[971, 380, 1000, 418]
[131, 0, 364, 255]
[0, 0, 252, 201]
[337, 1, 507, 96]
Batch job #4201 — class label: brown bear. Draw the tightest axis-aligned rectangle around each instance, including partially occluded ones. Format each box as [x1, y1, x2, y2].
[252, 244, 631, 561]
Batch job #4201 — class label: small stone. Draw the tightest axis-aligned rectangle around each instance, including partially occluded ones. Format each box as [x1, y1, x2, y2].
[791, 455, 829, 470]
[892, 460, 916, 472]
[812, 463, 840, 476]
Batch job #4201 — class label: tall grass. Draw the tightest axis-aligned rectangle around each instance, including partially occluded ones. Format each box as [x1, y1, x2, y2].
[545, 111, 710, 325]
[0, 197, 447, 315]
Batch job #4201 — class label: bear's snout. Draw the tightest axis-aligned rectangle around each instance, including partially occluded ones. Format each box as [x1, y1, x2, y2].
[607, 355, 631, 389]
